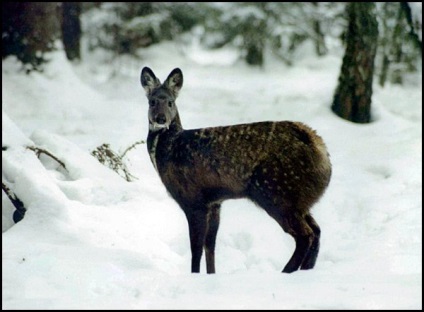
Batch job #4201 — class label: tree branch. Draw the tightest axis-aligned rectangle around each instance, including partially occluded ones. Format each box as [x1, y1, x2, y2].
[26, 146, 67, 171]
[2, 182, 26, 223]
[120, 140, 145, 159]
[92, 143, 138, 182]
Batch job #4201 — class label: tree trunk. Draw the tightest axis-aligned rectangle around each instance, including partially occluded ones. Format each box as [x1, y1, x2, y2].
[2, 2, 60, 72]
[400, 2, 422, 54]
[61, 2, 82, 61]
[243, 20, 265, 67]
[332, 3, 378, 123]
[311, 2, 327, 57]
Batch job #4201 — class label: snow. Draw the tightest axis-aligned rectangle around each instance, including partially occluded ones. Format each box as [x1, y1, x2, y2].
[2, 37, 422, 309]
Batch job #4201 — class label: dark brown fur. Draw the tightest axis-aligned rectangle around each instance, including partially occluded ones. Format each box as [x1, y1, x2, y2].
[141, 67, 332, 274]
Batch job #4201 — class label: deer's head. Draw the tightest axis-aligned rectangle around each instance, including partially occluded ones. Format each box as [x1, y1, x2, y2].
[140, 67, 183, 131]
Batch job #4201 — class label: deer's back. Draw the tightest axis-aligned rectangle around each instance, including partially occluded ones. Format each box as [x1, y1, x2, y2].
[157, 121, 331, 209]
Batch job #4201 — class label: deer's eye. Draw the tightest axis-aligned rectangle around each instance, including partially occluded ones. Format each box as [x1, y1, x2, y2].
[149, 100, 156, 107]
[168, 101, 173, 108]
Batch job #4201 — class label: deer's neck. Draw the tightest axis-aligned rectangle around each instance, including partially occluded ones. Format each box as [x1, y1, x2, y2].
[169, 113, 183, 133]
[147, 113, 183, 173]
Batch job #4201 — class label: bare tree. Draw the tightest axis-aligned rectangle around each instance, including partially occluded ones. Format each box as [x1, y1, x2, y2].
[378, 2, 422, 87]
[332, 3, 378, 123]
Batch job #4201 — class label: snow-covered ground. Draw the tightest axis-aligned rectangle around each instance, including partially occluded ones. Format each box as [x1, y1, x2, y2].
[2, 38, 422, 309]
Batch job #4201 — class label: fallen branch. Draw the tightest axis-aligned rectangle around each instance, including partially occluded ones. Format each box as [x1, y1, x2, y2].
[2, 182, 26, 223]
[26, 146, 67, 171]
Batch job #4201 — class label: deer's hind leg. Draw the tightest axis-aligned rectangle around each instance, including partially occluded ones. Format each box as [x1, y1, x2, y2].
[269, 210, 315, 273]
[247, 160, 317, 273]
[247, 191, 315, 273]
[300, 214, 321, 270]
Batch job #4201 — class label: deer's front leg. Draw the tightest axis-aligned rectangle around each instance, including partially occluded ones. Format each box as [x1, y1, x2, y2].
[186, 208, 208, 273]
[205, 203, 221, 274]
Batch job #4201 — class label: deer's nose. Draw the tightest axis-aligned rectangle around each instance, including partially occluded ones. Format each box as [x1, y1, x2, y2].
[155, 114, 167, 125]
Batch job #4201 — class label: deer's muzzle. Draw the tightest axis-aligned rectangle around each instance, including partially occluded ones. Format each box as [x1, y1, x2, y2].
[150, 113, 170, 130]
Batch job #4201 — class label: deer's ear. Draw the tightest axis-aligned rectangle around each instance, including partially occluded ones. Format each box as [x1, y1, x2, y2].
[140, 67, 161, 95]
[164, 68, 183, 97]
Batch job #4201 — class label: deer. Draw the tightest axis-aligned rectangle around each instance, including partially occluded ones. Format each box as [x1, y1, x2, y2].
[140, 67, 332, 274]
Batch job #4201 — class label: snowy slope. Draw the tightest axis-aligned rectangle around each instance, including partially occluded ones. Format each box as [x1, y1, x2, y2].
[2, 40, 422, 309]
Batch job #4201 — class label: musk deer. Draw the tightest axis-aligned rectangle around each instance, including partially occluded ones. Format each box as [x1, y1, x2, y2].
[140, 67, 332, 274]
